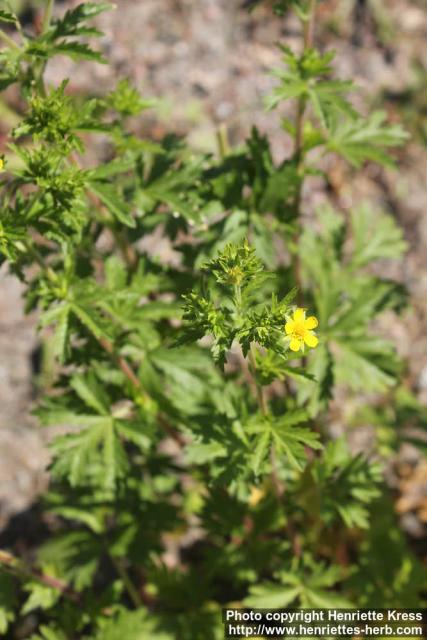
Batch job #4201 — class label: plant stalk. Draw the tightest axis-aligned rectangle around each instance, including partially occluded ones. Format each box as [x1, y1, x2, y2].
[42, 0, 55, 33]
[292, 0, 317, 302]
[294, 0, 318, 185]
[0, 29, 20, 50]
[0, 549, 81, 604]
[216, 123, 230, 160]
[249, 343, 268, 416]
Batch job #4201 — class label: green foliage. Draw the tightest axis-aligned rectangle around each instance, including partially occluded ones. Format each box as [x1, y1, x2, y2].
[299, 438, 383, 529]
[0, 0, 423, 637]
[246, 559, 352, 608]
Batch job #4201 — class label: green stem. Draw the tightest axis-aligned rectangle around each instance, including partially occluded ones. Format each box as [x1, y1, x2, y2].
[234, 283, 242, 309]
[42, 0, 55, 33]
[292, 0, 317, 302]
[249, 343, 268, 416]
[294, 0, 318, 190]
[0, 549, 80, 603]
[34, 0, 55, 95]
[216, 123, 230, 160]
[248, 348, 287, 512]
[25, 242, 58, 283]
[0, 28, 20, 50]
[110, 556, 142, 609]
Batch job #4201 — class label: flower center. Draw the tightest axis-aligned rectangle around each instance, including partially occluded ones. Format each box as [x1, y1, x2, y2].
[293, 323, 306, 339]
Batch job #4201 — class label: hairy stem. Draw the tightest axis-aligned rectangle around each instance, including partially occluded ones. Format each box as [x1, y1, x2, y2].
[293, 0, 317, 303]
[249, 343, 268, 416]
[0, 28, 20, 50]
[42, 0, 55, 33]
[33, 0, 55, 95]
[0, 549, 81, 604]
[216, 123, 230, 159]
[294, 0, 318, 198]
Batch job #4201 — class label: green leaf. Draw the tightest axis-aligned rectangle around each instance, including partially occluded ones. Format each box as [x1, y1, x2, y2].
[0, 10, 17, 24]
[272, 422, 322, 470]
[50, 416, 128, 489]
[49, 42, 107, 64]
[29, 624, 67, 640]
[185, 441, 228, 465]
[49, 2, 112, 39]
[105, 255, 128, 290]
[245, 583, 300, 607]
[95, 608, 173, 640]
[334, 336, 400, 393]
[22, 581, 59, 615]
[51, 305, 70, 363]
[70, 301, 111, 341]
[350, 203, 407, 268]
[248, 411, 321, 472]
[266, 47, 356, 128]
[89, 156, 135, 180]
[89, 182, 136, 228]
[251, 430, 271, 476]
[70, 373, 109, 416]
[326, 111, 408, 167]
[298, 344, 334, 416]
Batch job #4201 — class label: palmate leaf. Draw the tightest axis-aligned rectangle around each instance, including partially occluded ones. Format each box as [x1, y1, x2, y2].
[258, 159, 301, 222]
[38, 530, 101, 592]
[245, 582, 300, 607]
[246, 562, 352, 608]
[70, 372, 109, 416]
[22, 580, 60, 615]
[89, 181, 136, 228]
[299, 205, 405, 399]
[298, 343, 334, 416]
[40, 296, 112, 363]
[94, 608, 173, 640]
[266, 47, 356, 128]
[139, 154, 206, 222]
[334, 335, 401, 393]
[50, 415, 128, 489]
[140, 346, 222, 418]
[347, 496, 427, 607]
[248, 410, 321, 473]
[49, 2, 112, 39]
[326, 111, 408, 167]
[349, 203, 407, 268]
[37, 373, 150, 489]
[304, 438, 383, 529]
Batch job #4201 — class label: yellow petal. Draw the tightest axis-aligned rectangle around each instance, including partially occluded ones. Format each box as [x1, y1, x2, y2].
[304, 332, 319, 348]
[305, 316, 318, 330]
[293, 308, 305, 323]
[284, 320, 295, 335]
[290, 337, 302, 352]
[249, 486, 265, 507]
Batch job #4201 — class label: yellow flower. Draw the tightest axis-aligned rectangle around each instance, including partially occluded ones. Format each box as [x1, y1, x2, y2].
[0, 158, 4, 172]
[285, 307, 319, 352]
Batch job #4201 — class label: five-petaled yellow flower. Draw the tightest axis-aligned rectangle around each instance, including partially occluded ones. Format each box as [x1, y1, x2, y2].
[285, 308, 319, 352]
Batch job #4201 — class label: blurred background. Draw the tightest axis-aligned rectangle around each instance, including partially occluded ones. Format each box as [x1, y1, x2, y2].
[1, 0, 427, 547]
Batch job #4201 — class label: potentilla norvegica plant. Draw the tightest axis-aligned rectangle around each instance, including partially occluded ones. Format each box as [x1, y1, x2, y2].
[0, 0, 425, 637]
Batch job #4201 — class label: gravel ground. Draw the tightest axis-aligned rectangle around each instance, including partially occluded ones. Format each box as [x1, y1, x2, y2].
[1, 0, 427, 533]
